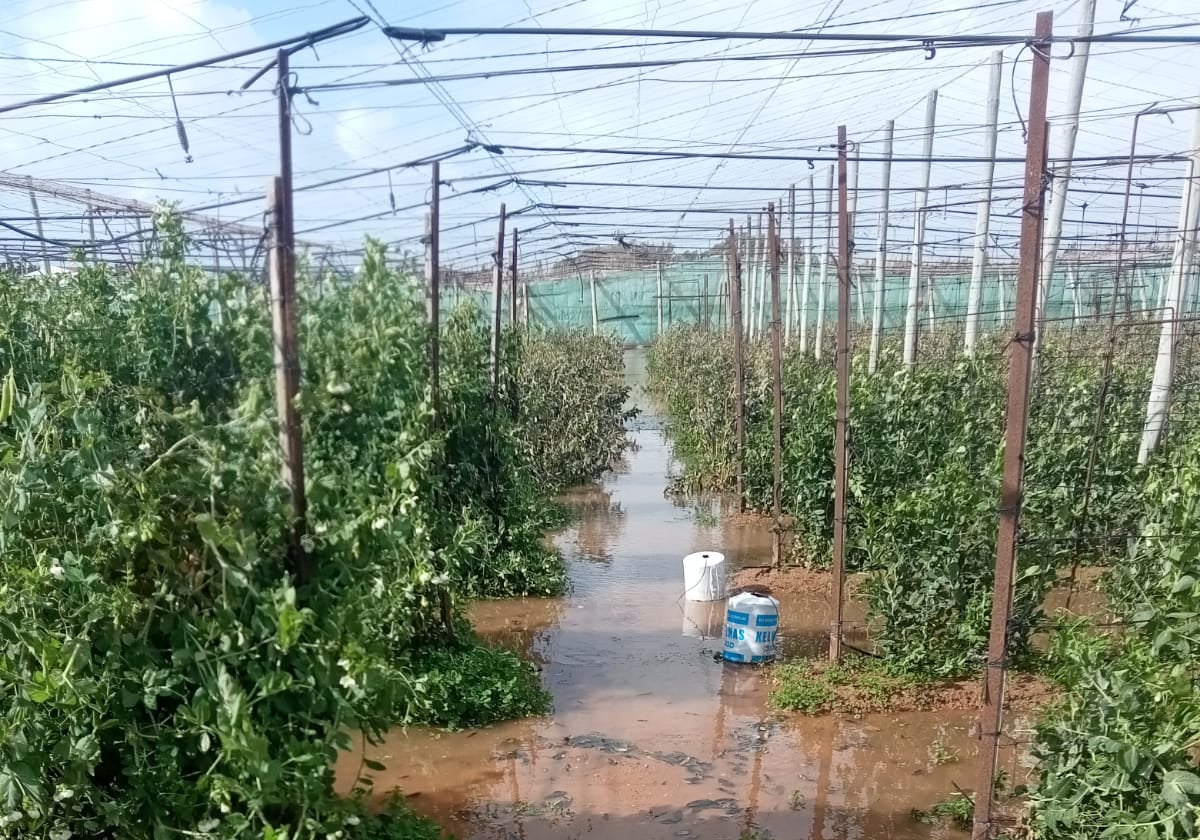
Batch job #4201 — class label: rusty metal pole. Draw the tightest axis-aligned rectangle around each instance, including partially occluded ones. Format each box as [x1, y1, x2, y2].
[728, 220, 746, 515]
[768, 203, 784, 567]
[425, 160, 441, 425]
[829, 127, 852, 663]
[272, 50, 310, 586]
[971, 12, 1053, 840]
[491, 203, 507, 404]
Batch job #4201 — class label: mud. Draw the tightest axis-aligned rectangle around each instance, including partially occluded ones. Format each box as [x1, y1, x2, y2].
[335, 428, 1038, 839]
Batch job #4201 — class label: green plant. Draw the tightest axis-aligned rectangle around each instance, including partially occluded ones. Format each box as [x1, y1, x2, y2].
[646, 326, 739, 490]
[930, 739, 960, 766]
[0, 215, 605, 839]
[768, 658, 916, 714]
[514, 328, 636, 489]
[1030, 430, 1200, 840]
[913, 791, 974, 829]
[647, 325, 1165, 678]
[769, 663, 837, 714]
[403, 636, 550, 730]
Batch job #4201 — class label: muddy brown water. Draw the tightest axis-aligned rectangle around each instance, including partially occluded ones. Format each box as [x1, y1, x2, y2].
[336, 429, 1038, 840]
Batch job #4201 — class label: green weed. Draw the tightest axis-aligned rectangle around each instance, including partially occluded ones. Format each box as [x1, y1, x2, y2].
[769, 663, 837, 714]
[912, 791, 974, 830]
[929, 739, 960, 766]
[405, 637, 549, 729]
[768, 657, 918, 715]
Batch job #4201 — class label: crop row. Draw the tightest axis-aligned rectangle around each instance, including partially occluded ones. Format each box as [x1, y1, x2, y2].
[0, 213, 632, 840]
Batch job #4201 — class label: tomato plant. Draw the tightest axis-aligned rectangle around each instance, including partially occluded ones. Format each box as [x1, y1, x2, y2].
[0, 213, 629, 839]
[648, 325, 1183, 677]
[1031, 429, 1200, 840]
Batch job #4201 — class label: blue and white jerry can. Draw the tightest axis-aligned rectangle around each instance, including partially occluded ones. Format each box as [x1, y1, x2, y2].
[722, 591, 780, 663]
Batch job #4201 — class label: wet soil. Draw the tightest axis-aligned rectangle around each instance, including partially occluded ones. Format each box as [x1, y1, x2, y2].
[731, 566, 871, 600]
[336, 428, 1046, 839]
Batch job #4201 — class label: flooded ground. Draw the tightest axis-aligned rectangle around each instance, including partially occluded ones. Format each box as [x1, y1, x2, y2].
[337, 427, 1041, 840]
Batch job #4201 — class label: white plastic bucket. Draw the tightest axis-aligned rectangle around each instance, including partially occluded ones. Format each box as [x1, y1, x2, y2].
[722, 591, 780, 663]
[682, 551, 727, 601]
[681, 598, 726, 638]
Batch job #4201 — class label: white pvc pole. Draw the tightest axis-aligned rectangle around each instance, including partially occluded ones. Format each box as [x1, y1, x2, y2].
[848, 153, 861, 325]
[786, 184, 796, 342]
[1139, 104, 1200, 463]
[759, 209, 771, 335]
[748, 214, 758, 340]
[746, 224, 755, 340]
[799, 174, 814, 354]
[815, 166, 834, 361]
[744, 216, 755, 339]
[904, 90, 938, 366]
[856, 264, 865, 323]
[656, 262, 664, 336]
[1038, 0, 1097, 331]
[1071, 264, 1082, 326]
[869, 120, 894, 373]
[965, 51, 1003, 354]
[590, 270, 599, 335]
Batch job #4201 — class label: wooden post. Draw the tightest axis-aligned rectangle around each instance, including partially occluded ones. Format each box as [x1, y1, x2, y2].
[510, 228, 519, 325]
[424, 163, 453, 633]
[590, 270, 599, 335]
[267, 177, 309, 585]
[768, 203, 784, 567]
[273, 50, 310, 586]
[830, 127, 852, 662]
[728, 220, 746, 515]
[425, 161, 441, 424]
[490, 203, 507, 402]
[971, 12, 1053, 839]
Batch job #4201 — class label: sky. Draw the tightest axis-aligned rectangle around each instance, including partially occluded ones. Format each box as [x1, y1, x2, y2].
[0, 0, 1199, 273]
